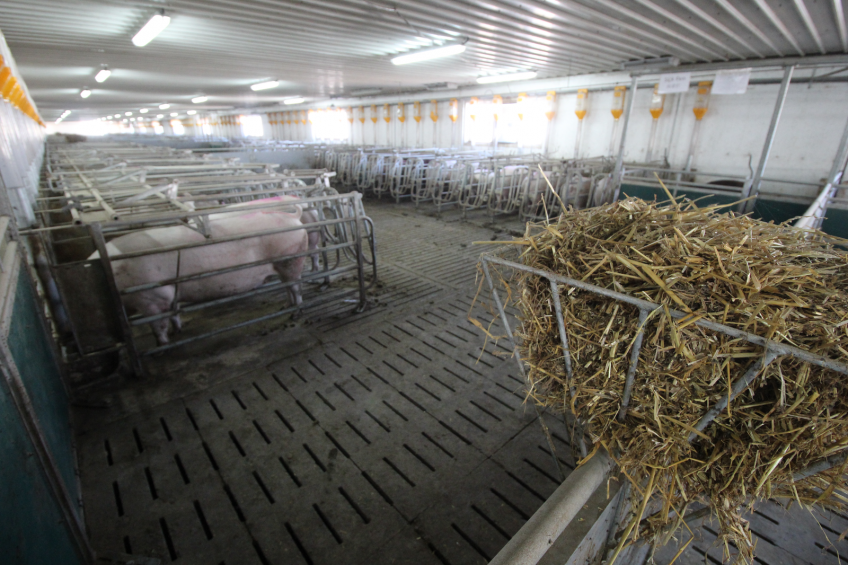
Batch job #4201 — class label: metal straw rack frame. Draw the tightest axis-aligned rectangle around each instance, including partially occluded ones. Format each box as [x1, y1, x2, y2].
[479, 252, 848, 564]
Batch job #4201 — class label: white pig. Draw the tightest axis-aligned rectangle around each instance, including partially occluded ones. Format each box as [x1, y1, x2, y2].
[90, 204, 307, 345]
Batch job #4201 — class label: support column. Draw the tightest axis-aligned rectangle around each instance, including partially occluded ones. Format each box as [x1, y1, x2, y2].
[738, 65, 794, 214]
[611, 75, 639, 202]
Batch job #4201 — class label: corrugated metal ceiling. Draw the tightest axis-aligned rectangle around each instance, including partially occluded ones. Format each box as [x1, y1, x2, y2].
[1, 0, 846, 120]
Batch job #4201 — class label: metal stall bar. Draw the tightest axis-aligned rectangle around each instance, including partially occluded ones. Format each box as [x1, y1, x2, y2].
[611, 75, 640, 203]
[480, 259, 566, 481]
[738, 65, 795, 214]
[90, 193, 373, 372]
[795, 114, 848, 230]
[89, 222, 144, 376]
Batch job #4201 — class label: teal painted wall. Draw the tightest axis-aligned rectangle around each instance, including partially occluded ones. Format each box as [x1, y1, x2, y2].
[8, 269, 79, 512]
[821, 209, 848, 240]
[0, 266, 82, 564]
[619, 184, 812, 227]
[0, 364, 81, 565]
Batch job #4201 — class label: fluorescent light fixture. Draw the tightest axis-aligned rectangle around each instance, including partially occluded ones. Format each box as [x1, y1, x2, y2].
[80, 89, 92, 98]
[170, 112, 178, 117]
[159, 103, 170, 109]
[283, 97, 305, 105]
[349, 88, 382, 96]
[125, 111, 133, 116]
[132, 13, 171, 47]
[187, 109, 197, 115]
[476, 71, 538, 84]
[130, 117, 136, 121]
[191, 96, 208, 104]
[139, 108, 149, 114]
[620, 56, 679, 71]
[391, 44, 466, 65]
[95, 68, 112, 83]
[156, 114, 164, 118]
[251, 80, 280, 91]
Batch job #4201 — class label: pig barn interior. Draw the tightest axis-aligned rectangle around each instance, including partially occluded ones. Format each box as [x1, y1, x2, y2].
[4, 2, 848, 564]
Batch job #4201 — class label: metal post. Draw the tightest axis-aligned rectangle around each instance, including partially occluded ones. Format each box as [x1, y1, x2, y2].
[826, 114, 848, 184]
[612, 76, 639, 202]
[738, 66, 795, 214]
[617, 308, 655, 421]
[351, 193, 368, 313]
[89, 223, 145, 377]
[480, 258, 565, 480]
[689, 349, 779, 441]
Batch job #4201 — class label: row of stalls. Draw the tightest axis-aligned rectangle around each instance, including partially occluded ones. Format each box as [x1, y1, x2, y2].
[164, 138, 844, 233]
[34, 140, 376, 381]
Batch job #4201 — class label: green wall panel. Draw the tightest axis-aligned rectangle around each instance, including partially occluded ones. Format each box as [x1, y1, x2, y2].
[7, 269, 79, 514]
[0, 372, 81, 565]
[618, 184, 810, 226]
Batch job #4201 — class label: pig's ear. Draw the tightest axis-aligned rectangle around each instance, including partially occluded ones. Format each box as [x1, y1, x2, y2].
[279, 203, 303, 220]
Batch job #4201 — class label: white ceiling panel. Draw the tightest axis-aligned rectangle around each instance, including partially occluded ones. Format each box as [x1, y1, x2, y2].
[1, 0, 846, 120]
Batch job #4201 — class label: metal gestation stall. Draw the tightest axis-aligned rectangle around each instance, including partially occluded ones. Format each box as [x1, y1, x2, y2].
[31, 142, 377, 377]
[477, 252, 848, 565]
[318, 145, 615, 219]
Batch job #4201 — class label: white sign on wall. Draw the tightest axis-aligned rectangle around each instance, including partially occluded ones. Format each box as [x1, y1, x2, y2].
[657, 72, 691, 94]
[712, 68, 752, 95]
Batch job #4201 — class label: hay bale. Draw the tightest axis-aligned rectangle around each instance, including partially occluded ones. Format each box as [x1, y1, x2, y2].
[500, 196, 848, 563]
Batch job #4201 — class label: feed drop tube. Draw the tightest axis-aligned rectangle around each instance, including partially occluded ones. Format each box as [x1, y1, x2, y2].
[686, 81, 711, 171]
[609, 85, 626, 157]
[574, 89, 588, 159]
[645, 84, 665, 164]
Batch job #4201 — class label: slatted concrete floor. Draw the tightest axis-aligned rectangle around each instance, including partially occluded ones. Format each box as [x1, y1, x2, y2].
[653, 500, 848, 565]
[74, 200, 577, 565]
[75, 199, 848, 565]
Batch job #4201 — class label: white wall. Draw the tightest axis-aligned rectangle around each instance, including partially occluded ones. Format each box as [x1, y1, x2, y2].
[204, 66, 848, 201]
[0, 31, 46, 227]
[544, 80, 848, 199]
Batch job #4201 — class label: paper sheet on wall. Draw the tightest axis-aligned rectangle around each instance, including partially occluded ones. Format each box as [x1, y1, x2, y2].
[712, 68, 751, 94]
[658, 72, 691, 94]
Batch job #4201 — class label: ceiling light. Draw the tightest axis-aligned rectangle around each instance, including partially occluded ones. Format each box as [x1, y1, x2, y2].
[80, 89, 92, 98]
[620, 56, 679, 71]
[170, 112, 178, 117]
[156, 114, 164, 118]
[130, 117, 136, 121]
[251, 80, 280, 91]
[187, 109, 197, 115]
[95, 68, 112, 83]
[283, 97, 305, 105]
[349, 88, 382, 96]
[132, 13, 171, 47]
[191, 96, 208, 104]
[391, 44, 466, 65]
[159, 103, 170, 109]
[125, 111, 133, 116]
[476, 71, 538, 84]
[139, 108, 149, 114]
